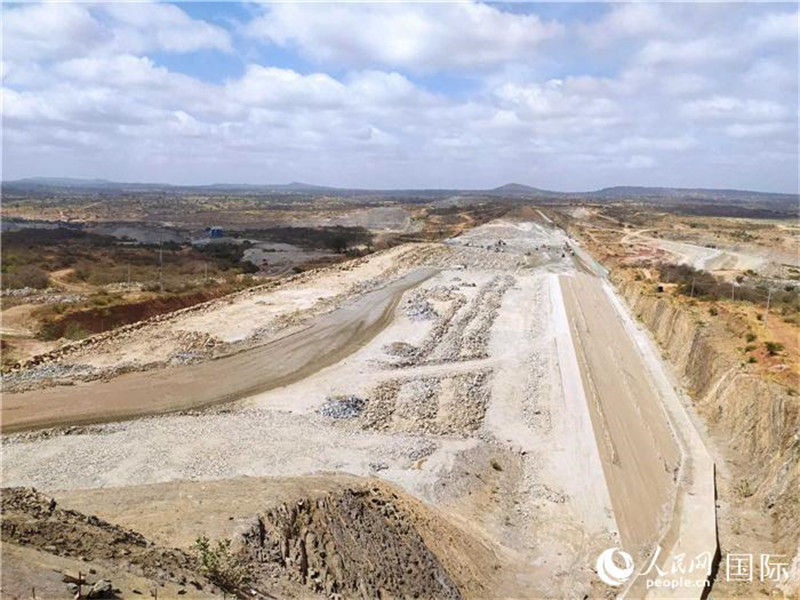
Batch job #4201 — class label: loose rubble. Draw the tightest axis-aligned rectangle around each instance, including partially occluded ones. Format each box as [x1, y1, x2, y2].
[317, 395, 365, 419]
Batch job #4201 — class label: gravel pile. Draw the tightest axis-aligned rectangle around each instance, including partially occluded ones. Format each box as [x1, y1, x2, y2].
[401, 275, 514, 366]
[403, 293, 438, 321]
[168, 350, 202, 366]
[383, 341, 419, 358]
[360, 370, 493, 438]
[0, 287, 85, 304]
[1, 287, 58, 298]
[318, 395, 366, 419]
[1, 363, 99, 392]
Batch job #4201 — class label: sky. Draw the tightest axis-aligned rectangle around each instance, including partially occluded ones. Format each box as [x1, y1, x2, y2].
[1, 2, 798, 192]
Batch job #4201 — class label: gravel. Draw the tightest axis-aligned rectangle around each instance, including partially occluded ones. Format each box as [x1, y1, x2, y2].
[1, 363, 99, 391]
[318, 395, 366, 419]
[403, 293, 438, 321]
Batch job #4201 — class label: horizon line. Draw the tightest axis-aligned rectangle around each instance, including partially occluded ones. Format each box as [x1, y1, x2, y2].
[3, 176, 798, 197]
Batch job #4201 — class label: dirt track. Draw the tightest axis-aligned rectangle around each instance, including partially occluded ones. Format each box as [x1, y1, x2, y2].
[1, 268, 436, 432]
[561, 272, 681, 558]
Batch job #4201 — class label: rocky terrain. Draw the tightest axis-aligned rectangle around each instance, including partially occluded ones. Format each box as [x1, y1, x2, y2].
[2, 480, 499, 600]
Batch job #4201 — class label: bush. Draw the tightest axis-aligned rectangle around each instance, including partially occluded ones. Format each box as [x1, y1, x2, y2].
[193, 535, 249, 593]
[745, 332, 757, 343]
[734, 479, 754, 498]
[64, 322, 91, 340]
[3, 265, 50, 289]
[764, 341, 784, 356]
[708, 306, 719, 316]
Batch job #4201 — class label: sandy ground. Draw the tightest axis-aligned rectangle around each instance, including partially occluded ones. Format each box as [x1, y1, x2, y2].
[1, 218, 718, 599]
[625, 229, 800, 275]
[243, 241, 335, 275]
[0, 304, 38, 337]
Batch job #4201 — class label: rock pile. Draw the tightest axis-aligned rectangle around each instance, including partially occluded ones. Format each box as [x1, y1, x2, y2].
[388, 276, 514, 368]
[318, 395, 365, 420]
[240, 486, 461, 599]
[403, 292, 438, 321]
[360, 370, 493, 437]
[0, 487, 211, 592]
[1, 363, 99, 392]
[1, 287, 85, 304]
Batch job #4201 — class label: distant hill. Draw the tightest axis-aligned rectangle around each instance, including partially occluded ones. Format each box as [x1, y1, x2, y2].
[489, 183, 556, 196]
[203, 181, 331, 192]
[590, 186, 795, 202]
[2, 177, 796, 213]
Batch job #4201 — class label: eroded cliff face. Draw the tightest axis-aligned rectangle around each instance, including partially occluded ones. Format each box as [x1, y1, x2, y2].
[614, 276, 800, 594]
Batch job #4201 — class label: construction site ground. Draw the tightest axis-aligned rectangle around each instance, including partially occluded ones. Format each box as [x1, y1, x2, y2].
[1, 219, 716, 599]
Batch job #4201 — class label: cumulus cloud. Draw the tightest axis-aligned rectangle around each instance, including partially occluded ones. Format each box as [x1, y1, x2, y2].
[101, 2, 232, 54]
[1, 2, 797, 191]
[245, 2, 562, 71]
[2, 1, 230, 63]
[3, 3, 108, 62]
[681, 96, 789, 121]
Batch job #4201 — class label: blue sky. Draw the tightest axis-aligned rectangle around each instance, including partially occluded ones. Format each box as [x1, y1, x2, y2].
[2, 2, 798, 192]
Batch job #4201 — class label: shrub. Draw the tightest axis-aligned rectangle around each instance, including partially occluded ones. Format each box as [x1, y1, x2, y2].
[733, 479, 754, 498]
[37, 321, 63, 341]
[193, 535, 249, 593]
[745, 332, 757, 343]
[64, 322, 90, 340]
[2, 265, 50, 289]
[764, 341, 784, 356]
[708, 306, 718, 316]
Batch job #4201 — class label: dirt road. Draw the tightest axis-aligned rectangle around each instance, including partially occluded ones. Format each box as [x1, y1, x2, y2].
[561, 272, 681, 557]
[1, 268, 436, 432]
[561, 271, 717, 598]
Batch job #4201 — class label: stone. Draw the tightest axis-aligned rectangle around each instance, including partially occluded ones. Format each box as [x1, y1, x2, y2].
[86, 579, 113, 599]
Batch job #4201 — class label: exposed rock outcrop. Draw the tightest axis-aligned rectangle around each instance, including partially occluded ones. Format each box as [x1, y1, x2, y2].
[614, 276, 800, 591]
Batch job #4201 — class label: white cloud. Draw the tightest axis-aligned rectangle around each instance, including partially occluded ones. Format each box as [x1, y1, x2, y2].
[102, 2, 231, 54]
[494, 79, 619, 121]
[624, 155, 657, 169]
[636, 37, 734, 67]
[615, 136, 697, 152]
[725, 122, 794, 140]
[1, 2, 797, 192]
[227, 66, 347, 108]
[682, 96, 789, 121]
[246, 2, 562, 71]
[2, 3, 108, 62]
[751, 10, 799, 44]
[2, 2, 230, 64]
[580, 3, 673, 47]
